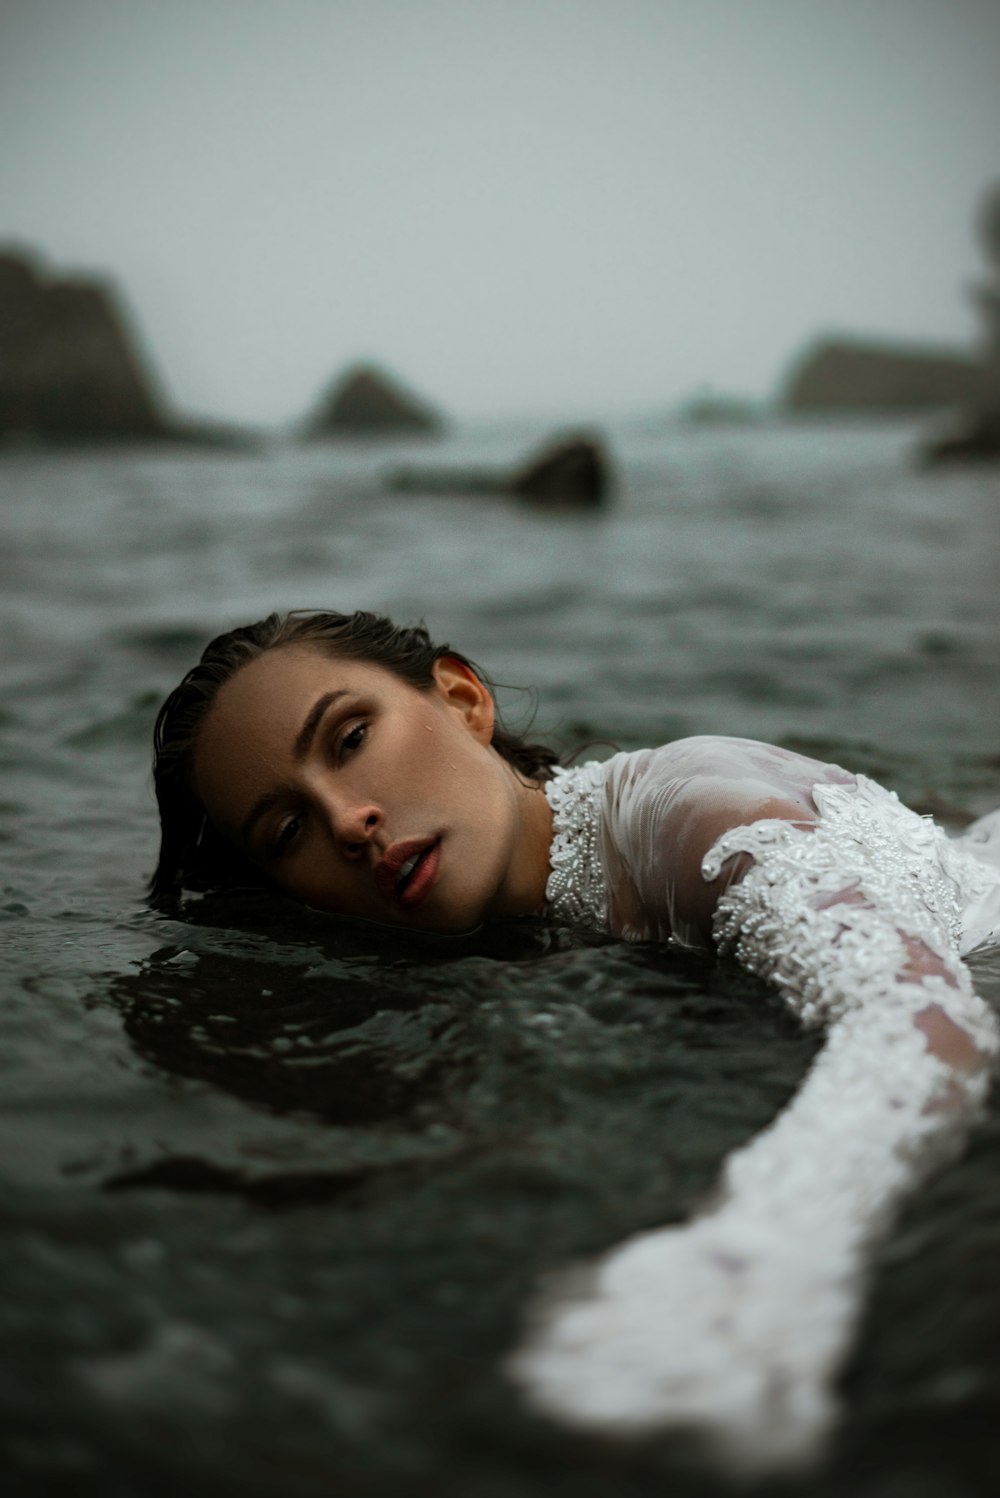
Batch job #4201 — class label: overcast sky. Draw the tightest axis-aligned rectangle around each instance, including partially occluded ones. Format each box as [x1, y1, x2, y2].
[2, 0, 998, 426]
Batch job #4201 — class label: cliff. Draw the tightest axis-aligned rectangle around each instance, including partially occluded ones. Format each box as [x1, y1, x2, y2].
[781, 337, 986, 413]
[0, 248, 256, 447]
[0, 249, 173, 441]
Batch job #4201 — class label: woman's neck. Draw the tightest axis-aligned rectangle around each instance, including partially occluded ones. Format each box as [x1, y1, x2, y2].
[501, 771, 555, 918]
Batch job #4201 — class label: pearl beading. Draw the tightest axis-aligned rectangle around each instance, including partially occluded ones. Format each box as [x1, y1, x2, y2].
[543, 761, 609, 931]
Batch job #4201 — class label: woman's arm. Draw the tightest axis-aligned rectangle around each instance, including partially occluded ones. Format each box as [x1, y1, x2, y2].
[512, 763, 996, 1472]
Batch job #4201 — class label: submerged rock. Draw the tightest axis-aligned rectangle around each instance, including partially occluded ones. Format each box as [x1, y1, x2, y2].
[307, 363, 443, 438]
[781, 336, 986, 414]
[387, 433, 610, 509]
[921, 401, 1000, 464]
[510, 435, 608, 507]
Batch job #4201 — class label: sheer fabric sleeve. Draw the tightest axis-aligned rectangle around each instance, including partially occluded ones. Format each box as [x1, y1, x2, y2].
[598, 736, 996, 1067]
[597, 736, 856, 948]
[513, 741, 998, 1471]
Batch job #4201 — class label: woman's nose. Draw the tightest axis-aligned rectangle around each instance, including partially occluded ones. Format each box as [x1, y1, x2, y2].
[330, 801, 383, 856]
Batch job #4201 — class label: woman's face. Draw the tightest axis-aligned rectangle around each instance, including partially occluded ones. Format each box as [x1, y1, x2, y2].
[192, 643, 552, 933]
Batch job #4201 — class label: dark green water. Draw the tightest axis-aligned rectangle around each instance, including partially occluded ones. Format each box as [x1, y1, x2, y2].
[2, 417, 999, 1496]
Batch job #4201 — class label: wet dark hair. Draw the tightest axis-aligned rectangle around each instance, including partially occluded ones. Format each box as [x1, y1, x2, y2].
[149, 609, 560, 908]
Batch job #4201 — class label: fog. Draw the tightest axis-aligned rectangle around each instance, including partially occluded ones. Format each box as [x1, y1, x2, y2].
[2, 0, 998, 425]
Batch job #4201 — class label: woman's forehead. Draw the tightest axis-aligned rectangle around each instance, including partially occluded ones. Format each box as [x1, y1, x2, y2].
[192, 648, 376, 810]
[214, 645, 390, 716]
[199, 648, 363, 755]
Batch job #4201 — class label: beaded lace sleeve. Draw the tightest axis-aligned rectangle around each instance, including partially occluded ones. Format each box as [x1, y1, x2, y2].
[514, 752, 999, 1473]
[705, 774, 996, 1045]
[543, 762, 608, 931]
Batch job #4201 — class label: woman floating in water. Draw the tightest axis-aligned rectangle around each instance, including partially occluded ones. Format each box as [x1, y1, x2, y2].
[151, 609, 1000, 1471]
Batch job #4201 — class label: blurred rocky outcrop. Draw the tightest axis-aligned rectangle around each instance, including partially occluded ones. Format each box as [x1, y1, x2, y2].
[306, 364, 443, 439]
[922, 183, 1000, 465]
[387, 433, 610, 510]
[0, 247, 255, 448]
[922, 406, 1000, 464]
[510, 435, 608, 507]
[0, 249, 168, 441]
[678, 388, 761, 425]
[781, 336, 986, 414]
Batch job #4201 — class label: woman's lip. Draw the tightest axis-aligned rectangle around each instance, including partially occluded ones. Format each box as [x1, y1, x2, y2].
[397, 839, 441, 908]
[376, 837, 441, 905]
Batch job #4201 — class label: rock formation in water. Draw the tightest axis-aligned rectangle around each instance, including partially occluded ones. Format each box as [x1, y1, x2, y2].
[0, 247, 256, 448]
[922, 183, 1000, 464]
[387, 433, 610, 510]
[509, 435, 608, 507]
[678, 388, 761, 425]
[922, 405, 1000, 465]
[781, 337, 986, 414]
[0, 248, 168, 441]
[306, 363, 443, 438]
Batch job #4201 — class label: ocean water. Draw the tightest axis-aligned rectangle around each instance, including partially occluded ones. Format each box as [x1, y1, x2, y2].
[2, 416, 999, 1497]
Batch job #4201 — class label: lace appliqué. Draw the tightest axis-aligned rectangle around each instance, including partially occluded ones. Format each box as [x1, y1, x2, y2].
[704, 774, 997, 1051]
[544, 762, 609, 931]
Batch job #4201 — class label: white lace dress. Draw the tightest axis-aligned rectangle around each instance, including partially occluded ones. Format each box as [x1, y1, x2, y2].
[510, 737, 1000, 1472]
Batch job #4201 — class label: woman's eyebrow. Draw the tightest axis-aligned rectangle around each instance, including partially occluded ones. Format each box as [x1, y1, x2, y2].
[240, 690, 351, 845]
[241, 790, 282, 846]
[294, 690, 348, 761]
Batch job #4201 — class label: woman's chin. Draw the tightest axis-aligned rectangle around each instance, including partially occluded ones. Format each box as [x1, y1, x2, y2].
[408, 898, 486, 937]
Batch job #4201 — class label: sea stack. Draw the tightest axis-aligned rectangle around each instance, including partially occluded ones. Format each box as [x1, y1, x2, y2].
[0, 248, 168, 442]
[781, 336, 986, 414]
[307, 363, 443, 439]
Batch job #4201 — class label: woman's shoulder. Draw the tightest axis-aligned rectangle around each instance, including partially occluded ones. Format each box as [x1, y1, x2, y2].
[591, 735, 854, 787]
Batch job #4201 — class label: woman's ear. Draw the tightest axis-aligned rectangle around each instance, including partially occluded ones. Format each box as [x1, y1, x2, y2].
[431, 656, 495, 744]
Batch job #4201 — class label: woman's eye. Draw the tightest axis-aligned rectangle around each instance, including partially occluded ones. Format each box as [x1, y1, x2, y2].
[272, 814, 303, 858]
[340, 722, 367, 759]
